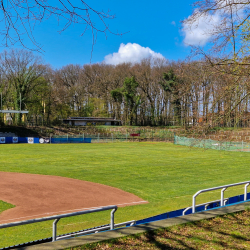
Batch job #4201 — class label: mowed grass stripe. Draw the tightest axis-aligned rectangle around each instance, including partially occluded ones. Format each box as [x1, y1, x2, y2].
[0, 142, 249, 247]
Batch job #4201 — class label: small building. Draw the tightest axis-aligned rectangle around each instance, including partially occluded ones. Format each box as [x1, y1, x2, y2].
[63, 117, 121, 126]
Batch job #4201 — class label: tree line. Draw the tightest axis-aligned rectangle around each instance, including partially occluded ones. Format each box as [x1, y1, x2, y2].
[0, 49, 250, 128]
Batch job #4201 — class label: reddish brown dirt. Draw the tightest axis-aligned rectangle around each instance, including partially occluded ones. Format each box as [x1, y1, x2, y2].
[0, 172, 147, 223]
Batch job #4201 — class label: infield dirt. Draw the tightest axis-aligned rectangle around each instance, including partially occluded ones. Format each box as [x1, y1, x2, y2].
[0, 172, 147, 223]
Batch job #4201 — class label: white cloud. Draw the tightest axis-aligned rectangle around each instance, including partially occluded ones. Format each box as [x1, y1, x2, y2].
[182, 0, 249, 46]
[182, 12, 221, 46]
[104, 43, 165, 65]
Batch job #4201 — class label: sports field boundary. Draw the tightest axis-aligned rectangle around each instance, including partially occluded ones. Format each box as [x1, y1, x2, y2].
[19, 201, 250, 250]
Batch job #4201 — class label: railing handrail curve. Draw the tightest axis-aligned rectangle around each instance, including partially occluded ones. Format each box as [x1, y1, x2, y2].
[192, 181, 250, 213]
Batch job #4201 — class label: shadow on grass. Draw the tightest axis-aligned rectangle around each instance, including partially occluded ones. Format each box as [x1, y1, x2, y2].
[144, 230, 196, 250]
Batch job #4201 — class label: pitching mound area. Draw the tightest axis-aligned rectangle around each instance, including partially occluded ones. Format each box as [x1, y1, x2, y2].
[0, 172, 147, 223]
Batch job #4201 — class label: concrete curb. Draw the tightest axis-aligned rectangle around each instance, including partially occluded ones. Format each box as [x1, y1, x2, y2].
[17, 201, 250, 250]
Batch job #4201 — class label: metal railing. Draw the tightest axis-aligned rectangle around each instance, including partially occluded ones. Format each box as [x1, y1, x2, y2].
[0, 205, 117, 242]
[183, 199, 228, 216]
[192, 181, 250, 213]
[56, 220, 136, 241]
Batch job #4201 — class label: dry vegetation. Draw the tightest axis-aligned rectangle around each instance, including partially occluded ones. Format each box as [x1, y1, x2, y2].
[68, 210, 250, 250]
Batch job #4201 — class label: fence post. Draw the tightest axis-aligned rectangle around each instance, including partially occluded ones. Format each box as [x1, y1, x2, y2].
[244, 183, 249, 201]
[98, 133, 100, 143]
[126, 133, 127, 142]
[112, 133, 113, 142]
[221, 188, 227, 206]
[242, 140, 244, 151]
[192, 195, 196, 213]
[110, 208, 117, 230]
[67, 134, 68, 143]
[50, 134, 51, 144]
[52, 218, 60, 242]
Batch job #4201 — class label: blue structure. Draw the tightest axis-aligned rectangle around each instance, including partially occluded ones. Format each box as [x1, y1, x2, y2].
[0, 137, 91, 144]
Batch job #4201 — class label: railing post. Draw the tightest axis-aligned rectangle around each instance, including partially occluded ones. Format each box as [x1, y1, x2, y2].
[52, 218, 60, 242]
[110, 208, 117, 230]
[221, 188, 227, 206]
[244, 183, 249, 201]
[192, 195, 196, 213]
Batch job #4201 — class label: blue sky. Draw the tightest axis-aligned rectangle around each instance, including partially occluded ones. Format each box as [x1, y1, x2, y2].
[2, 0, 199, 68]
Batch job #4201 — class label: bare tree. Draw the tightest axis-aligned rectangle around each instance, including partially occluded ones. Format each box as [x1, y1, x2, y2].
[183, 1, 250, 129]
[184, 0, 250, 67]
[0, 49, 47, 124]
[0, 0, 121, 51]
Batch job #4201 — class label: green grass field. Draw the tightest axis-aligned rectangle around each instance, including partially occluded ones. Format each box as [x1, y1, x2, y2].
[0, 142, 250, 248]
[0, 201, 15, 214]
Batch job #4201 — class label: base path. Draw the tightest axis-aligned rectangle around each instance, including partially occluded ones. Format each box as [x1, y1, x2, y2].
[0, 172, 147, 223]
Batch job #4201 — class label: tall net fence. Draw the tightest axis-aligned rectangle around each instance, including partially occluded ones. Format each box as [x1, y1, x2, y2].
[174, 135, 250, 152]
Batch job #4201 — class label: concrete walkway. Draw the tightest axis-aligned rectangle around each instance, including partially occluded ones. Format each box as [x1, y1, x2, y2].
[17, 201, 250, 250]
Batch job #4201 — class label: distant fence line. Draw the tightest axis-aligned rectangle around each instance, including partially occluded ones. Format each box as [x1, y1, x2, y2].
[53, 131, 174, 143]
[174, 135, 250, 152]
[0, 131, 175, 144]
[0, 136, 91, 144]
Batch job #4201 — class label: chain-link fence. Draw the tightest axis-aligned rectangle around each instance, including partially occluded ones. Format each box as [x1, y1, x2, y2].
[174, 135, 250, 151]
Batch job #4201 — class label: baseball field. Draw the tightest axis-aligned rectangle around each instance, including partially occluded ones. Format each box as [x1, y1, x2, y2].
[0, 142, 250, 248]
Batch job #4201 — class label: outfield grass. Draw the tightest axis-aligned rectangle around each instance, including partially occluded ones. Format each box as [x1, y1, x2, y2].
[0, 142, 250, 247]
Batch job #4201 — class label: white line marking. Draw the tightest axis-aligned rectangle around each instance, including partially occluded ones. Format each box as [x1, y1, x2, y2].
[0, 201, 148, 224]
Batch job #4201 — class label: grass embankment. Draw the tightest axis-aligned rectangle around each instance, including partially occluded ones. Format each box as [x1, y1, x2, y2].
[67, 210, 250, 250]
[0, 142, 250, 247]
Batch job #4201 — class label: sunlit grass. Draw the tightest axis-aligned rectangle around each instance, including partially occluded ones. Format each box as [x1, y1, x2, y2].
[68, 210, 250, 250]
[0, 200, 15, 214]
[0, 142, 249, 247]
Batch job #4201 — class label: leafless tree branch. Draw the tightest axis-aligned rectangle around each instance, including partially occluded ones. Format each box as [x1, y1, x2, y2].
[0, 0, 122, 52]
